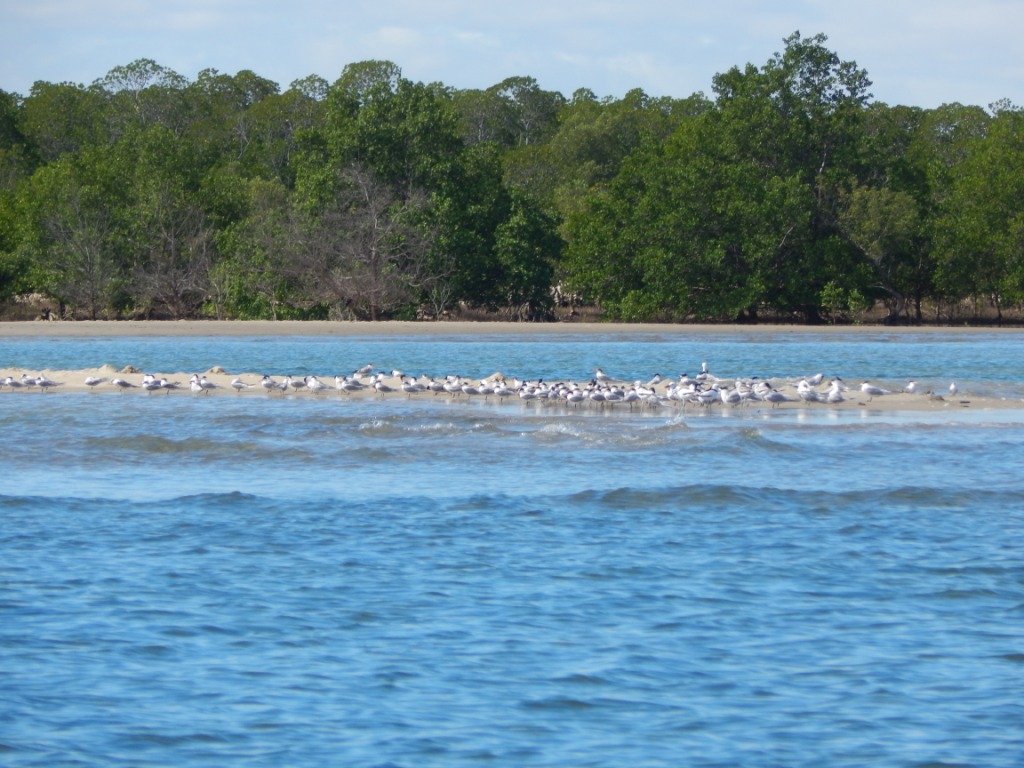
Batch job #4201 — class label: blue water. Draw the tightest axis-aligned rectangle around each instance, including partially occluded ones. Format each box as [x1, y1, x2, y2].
[3, 331, 1024, 767]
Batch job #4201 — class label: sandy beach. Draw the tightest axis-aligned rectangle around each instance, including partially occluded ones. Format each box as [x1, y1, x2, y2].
[1, 366, 1018, 412]
[3, 320, 1023, 411]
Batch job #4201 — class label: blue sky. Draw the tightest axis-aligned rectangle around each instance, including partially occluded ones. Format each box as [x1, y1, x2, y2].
[3, 0, 1021, 109]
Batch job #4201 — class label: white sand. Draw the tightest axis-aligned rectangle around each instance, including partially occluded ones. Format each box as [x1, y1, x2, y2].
[2, 364, 1018, 412]
[3, 320, 1022, 411]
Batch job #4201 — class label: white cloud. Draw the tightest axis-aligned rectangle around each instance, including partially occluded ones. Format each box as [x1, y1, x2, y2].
[2, 0, 1023, 106]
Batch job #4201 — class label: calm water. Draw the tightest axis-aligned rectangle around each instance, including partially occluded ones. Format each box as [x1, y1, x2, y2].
[2, 331, 1024, 767]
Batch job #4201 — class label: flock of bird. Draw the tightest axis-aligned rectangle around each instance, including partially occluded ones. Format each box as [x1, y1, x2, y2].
[1, 363, 962, 410]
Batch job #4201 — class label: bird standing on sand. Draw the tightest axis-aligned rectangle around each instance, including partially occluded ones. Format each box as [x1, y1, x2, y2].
[860, 381, 888, 401]
[305, 375, 328, 394]
[260, 375, 281, 393]
[949, 382, 958, 397]
[190, 374, 218, 395]
[826, 379, 845, 404]
[35, 375, 63, 392]
[763, 387, 789, 408]
[159, 378, 183, 395]
[797, 380, 821, 404]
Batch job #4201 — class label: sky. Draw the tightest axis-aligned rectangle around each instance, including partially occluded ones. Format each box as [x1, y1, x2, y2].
[2, 0, 1022, 109]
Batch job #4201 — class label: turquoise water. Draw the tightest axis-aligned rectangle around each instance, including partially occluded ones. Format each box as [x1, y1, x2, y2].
[2, 332, 1024, 767]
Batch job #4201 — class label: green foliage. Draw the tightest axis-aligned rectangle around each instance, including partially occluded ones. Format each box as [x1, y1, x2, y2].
[3, 41, 1022, 324]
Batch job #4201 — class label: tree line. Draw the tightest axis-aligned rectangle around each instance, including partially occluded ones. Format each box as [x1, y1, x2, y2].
[0, 32, 1021, 324]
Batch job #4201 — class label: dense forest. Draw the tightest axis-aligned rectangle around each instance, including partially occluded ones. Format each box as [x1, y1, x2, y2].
[0, 32, 1021, 324]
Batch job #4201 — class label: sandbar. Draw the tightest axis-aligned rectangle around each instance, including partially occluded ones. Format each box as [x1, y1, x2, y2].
[2, 364, 1020, 413]
[4, 320, 1022, 411]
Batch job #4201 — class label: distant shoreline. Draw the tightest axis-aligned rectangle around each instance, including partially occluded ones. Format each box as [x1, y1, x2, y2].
[3, 320, 1023, 338]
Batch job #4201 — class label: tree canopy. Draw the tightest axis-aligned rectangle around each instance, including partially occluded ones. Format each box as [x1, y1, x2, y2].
[1, 34, 1021, 323]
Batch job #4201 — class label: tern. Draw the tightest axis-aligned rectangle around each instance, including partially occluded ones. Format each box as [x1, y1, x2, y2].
[159, 378, 183, 394]
[860, 381, 888, 401]
[304, 375, 328, 394]
[35, 375, 63, 392]
[825, 379, 845, 404]
[190, 374, 218, 395]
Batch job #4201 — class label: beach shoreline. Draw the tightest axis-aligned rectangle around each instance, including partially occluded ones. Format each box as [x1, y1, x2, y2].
[4, 364, 1021, 412]
[3, 319, 1024, 338]
[5, 320, 1023, 411]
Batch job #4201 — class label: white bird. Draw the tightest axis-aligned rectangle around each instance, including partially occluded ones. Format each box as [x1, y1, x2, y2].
[443, 376, 463, 397]
[594, 368, 611, 383]
[260, 375, 284, 393]
[719, 385, 743, 407]
[110, 378, 137, 392]
[949, 382, 958, 397]
[695, 386, 719, 407]
[904, 380, 918, 394]
[35, 375, 63, 392]
[491, 380, 513, 400]
[142, 377, 164, 394]
[158, 378, 183, 395]
[1, 376, 23, 390]
[860, 381, 888, 401]
[191, 374, 218, 395]
[231, 377, 253, 393]
[305, 375, 328, 394]
[373, 379, 394, 397]
[337, 376, 366, 394]
[565, 388, 586, 407]
[518, 386, 539, 402]
[401, 377, 426, 397]
[825, 379, 845, 404]
[20, 374, 37, 389]
[84, 375, 106, 389]
[797, 379, 821, 404]
[762, 387, 790, 408]
[355, 364, 374, 376]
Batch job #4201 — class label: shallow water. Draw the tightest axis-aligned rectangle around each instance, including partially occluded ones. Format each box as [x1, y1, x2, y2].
[2, 332, 1024, 767]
